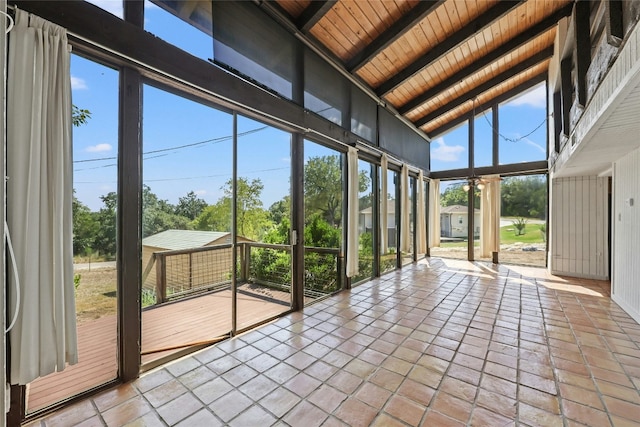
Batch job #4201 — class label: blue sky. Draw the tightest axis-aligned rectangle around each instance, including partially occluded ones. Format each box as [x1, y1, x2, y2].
[75, 0, 549, 211]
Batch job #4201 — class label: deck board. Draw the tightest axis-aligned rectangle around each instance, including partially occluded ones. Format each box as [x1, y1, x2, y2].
[27, 290, 289, 412]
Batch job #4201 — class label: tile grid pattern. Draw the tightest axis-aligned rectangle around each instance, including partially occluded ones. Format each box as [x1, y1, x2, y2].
[27, 259, 640, 426]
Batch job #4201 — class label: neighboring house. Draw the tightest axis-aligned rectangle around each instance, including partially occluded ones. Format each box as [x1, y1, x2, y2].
[142, 229, 252, 296]
[359, 199, 397, 250]
[440, 205, 480, 239]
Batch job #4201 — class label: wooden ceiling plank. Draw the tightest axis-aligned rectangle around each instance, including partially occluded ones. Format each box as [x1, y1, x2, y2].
[346, 0, 444, 72]
[297, 0, 337, 32]
[414, 47, 553, 127]
[375, 0, 524, 97]
[398, 3, 571, 114]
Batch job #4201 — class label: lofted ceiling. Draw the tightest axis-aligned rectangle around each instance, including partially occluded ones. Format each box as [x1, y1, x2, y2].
[155, 0, 574, 140]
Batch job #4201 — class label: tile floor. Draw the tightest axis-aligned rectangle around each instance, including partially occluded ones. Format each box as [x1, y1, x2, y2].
[26, 258, 640, 426]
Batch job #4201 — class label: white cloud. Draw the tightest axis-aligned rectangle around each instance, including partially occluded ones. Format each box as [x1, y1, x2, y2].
[86, 143, 112, 153]
[281, 157, 291, 163]
[71, 76, 88, 90]
[431, 137, 465, 162]
[194, 189, 207, 196]
[508, 84, 546, 108]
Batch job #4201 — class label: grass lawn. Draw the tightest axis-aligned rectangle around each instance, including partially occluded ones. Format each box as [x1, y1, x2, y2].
[74, 268, 117, 324]
[501, 222, 545, 244]
[439, 220, 546, 248]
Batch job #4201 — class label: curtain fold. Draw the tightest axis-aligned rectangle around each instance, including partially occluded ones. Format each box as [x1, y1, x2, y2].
[416, 171, 427, 254]
[380, 154, 388, 254]
[480, 175, 501, 258]
[428, 179, 441, 248]
[346, 147, 359, 277]
[400, 164, 410, 253]
[7, 9, 77, 385]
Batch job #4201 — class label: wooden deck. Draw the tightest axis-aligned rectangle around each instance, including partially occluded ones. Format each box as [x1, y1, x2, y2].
[27, 289, 290, 413]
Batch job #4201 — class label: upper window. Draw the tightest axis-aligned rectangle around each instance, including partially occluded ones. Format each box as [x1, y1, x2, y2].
[85, 0, 123, 18]
[430, 121, 468, 172]
[144, 0, 213, 60]
[498, 82, 547, 164]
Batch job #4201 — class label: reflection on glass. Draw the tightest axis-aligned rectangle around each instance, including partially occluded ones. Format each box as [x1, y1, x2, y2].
[236, 115, 292, 329]
[430, 180, 471, 260]
[27, 56, 119, 412]
[141, 84, 233, 365]
[499, 175, 547, 267]
[303, 141, 344, 300]
[353, 160, 374, 284]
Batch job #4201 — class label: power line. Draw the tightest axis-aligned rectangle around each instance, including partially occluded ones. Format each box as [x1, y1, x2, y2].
[73, 126, 268, 164]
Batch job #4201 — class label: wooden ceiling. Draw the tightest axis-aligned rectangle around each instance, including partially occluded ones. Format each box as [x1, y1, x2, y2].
[154, 0, 574, 139]
[272, 0, 573, 138]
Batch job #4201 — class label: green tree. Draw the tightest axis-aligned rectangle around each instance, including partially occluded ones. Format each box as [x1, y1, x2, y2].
[440, 183, 477, 207]
[72, 104, 91, 127]
[192, 177, 271, 240]
[175, 191, 208, 220]
[93, 191, 117, 256]
[142, 185, 191, 237]
[268, 196, 290, 224]
[304, 155, 369, 227]
[501, 176, 546, 219]
[72, 192, 99, 256]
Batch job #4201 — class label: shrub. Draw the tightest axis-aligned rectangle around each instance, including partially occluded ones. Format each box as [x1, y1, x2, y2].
[512, 217, 528, 236]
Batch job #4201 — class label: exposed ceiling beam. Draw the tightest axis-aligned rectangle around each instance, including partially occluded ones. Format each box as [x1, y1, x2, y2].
[297, 0, 337, 32]
[398, 3, 573, 115]
[375, 0, 525, 97]
[428, 72, 547, 138]
[346, 0, 444, 72]
[414, 47, 553, 128]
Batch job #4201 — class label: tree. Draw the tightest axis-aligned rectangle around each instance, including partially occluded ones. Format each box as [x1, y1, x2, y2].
[501, 176, 546, 219]
[304, 155, 369, 227]
[93, 191, 117, 256]
[72, 192, 98, 256]
[72, 104, 91, 127]
[175, 191, 208, 220]
[142, 185, 190, 237]
[268, 196, 290, 224]
[192, 177, 271, 240]
[440, 183, 480, 207]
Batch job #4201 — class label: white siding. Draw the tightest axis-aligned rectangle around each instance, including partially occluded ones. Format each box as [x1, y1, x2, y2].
[612, 148, 640, 324]
[550, 176, 609, 279]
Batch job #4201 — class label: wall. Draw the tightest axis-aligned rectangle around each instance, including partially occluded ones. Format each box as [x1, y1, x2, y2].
[612, 147, 640, 323]
[550, 176, 609, 279]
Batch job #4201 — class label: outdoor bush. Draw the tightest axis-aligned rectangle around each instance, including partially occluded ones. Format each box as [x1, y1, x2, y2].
[512, 217, 528, 236]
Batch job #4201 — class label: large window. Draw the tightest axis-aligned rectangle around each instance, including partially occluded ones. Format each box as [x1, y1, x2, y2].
[381, 169, 399, 273]
[27, 55, 119, 412]
[474, 109, 493, 168]
[499, 175, 547, 267]
[430, 180, 471, 260]
[303, 141, 344, 299]
[141, 84, 234, 366]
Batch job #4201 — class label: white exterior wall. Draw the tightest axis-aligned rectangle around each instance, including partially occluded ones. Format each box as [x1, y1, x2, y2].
[550, 176, 609, 279]
[612, 148, 640, 324]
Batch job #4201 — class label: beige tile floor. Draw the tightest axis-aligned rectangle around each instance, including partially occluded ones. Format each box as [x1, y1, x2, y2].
[26, 258, 640, 426]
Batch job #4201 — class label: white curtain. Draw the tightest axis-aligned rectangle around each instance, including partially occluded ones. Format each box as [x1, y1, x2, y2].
[400, 164, 410, 253]
[428, 178, 441, 248]
[416, 171, 427, 254]
[346, 147, 359, 277]
[480, 175, 501, 258]
[380, 154, 388, 254]
[7, 9, 77, 385]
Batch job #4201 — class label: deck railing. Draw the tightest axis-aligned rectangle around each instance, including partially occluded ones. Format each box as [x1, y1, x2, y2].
[142, 242, 342, 306]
